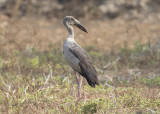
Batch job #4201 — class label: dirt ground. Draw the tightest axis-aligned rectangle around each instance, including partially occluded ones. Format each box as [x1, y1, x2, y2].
[0, 15, 160, 54]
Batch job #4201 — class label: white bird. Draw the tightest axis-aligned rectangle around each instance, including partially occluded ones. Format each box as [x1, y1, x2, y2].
[63, 16, 99, 99]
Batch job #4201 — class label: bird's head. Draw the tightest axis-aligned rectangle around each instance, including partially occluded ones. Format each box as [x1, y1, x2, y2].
[63, 16, 88, 33]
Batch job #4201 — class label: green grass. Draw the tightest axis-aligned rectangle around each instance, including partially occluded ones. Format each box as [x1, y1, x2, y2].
[0, 42, 160, 113]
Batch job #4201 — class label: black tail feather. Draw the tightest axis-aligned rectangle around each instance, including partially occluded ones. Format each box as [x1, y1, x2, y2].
[84, 75, 99, 88]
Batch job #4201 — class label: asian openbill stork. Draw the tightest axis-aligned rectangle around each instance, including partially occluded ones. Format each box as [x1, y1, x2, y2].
[63, 16, 99, 99]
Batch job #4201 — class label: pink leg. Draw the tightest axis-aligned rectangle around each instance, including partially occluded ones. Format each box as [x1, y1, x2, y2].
[79, 75, 83, 89]
[74, 71, 81, 99]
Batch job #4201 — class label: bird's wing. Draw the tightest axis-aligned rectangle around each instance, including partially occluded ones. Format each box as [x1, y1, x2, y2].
[69, 44, 99, 87]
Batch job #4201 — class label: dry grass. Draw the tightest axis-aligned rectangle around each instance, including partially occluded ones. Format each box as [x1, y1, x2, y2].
[1, 16, 160, 52]
[0, 16, 160, 113]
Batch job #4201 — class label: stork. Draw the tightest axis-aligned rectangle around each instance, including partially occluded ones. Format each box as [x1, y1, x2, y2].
[63, 16, 99, 99]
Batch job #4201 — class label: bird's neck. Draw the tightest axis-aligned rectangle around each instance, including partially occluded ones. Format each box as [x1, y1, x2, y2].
[64, 22, 74, 39]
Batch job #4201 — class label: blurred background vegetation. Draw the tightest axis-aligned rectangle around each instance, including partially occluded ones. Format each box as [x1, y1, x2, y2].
[0, 0, 160, 113]
[0, 0, 160, 19]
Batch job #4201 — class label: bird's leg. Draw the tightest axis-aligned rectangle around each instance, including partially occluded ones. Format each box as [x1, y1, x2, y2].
[79, 75, 83, 91]
[74, 71, 81, 99]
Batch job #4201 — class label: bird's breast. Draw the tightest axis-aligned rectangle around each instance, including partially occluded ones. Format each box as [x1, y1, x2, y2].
[63, 39, 81, 73]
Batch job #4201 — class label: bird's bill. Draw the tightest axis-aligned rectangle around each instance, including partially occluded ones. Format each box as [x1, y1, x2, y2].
[75, 23, 88, 33]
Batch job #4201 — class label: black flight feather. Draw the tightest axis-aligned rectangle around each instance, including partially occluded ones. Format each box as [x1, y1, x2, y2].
[69, 43, 99, 87]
